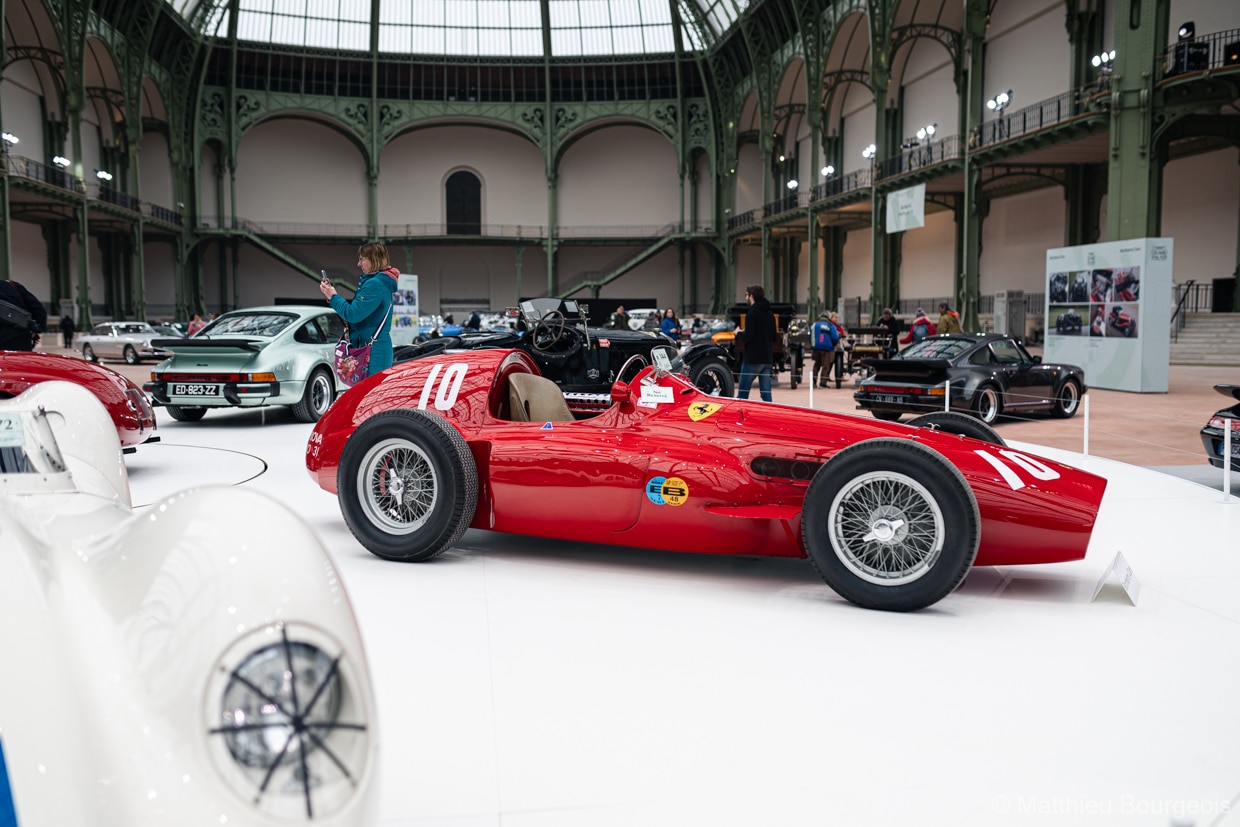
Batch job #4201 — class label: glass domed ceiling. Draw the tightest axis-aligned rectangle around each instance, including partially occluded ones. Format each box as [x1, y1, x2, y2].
[166, 0, 751, 57]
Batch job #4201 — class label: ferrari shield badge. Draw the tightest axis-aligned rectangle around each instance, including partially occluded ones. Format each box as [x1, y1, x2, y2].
[687, 402, 721, 422]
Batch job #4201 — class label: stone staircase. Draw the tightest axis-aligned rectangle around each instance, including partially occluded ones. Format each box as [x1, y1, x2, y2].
[1170, 312, 1240, 365]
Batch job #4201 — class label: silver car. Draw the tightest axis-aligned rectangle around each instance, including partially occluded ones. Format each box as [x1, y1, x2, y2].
[77, 321, 171, 365]
[144, 305, 344, 423]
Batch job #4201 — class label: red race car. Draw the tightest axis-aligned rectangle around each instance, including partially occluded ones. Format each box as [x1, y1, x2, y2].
[0, 351, 157, 450]
[306, 349, 1108, 611]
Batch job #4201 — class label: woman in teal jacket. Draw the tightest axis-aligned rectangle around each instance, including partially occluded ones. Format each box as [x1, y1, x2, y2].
[320, 241, 399, 377]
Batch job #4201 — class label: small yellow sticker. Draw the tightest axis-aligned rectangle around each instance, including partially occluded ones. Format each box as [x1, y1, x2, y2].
[661, 476, 689, 506]
[688, 402, 722, 421]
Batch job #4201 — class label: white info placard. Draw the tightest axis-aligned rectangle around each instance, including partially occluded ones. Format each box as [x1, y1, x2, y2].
[1091, 551, 1141, 606]
[639, 385, 674, 404]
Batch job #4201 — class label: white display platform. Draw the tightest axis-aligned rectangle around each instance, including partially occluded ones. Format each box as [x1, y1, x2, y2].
[126, 409, 1240, 827]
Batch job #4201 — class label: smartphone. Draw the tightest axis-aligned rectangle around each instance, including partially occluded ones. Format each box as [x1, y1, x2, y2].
[320, 269, 329, 283]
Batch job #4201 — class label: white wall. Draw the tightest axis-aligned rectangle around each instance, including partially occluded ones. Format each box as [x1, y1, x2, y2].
[559, 125, 679, 228]
[10, 221, 48, 300]
[980, 186, 1066, 295]
[138, 132, 174, 206]
[983, 0, 1070, 126]
[235, 119, 367, 225]
[842, 227, 873, 300]
[1161, 147, 1240, 283]
[0, 61, 45, 150]
[900, 209, 957, 297]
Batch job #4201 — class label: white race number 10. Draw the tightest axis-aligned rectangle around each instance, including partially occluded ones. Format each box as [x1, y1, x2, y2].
[973, 448, 1060, 491]
[418, 363, 468, 411]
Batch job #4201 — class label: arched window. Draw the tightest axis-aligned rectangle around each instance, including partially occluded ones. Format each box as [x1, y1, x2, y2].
[445, 170, 481, 235]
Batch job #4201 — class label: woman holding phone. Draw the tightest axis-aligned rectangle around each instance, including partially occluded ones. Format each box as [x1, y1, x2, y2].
[320, 242, 399, 379]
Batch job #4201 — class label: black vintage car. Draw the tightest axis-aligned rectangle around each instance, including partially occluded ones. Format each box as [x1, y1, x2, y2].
[1055, 311, 1083, 334]
[393, 297, 735, 398]
[853, 333, 1086, 425]
[1201, 384, 1240, 471]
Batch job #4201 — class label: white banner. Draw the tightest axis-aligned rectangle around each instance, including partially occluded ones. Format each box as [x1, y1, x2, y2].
[886, 184, 926, 233]
[391, 273, 420, 346]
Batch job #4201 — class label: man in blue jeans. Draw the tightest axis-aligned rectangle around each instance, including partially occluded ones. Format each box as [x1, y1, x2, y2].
[734, 284, 776, 402]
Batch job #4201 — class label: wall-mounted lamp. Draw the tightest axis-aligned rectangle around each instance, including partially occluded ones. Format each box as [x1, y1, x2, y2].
[1091, 50, 1116, 68]
[1178, 21, 1195, 42]
[861, 143, 877, 159]
[777, 154, 786, 162]
[786, 179, 799, 191]
[95, 169, 113, 181]
[986, 90, 1012, 112]
[821, 165, 835, 176]
[52, 155, 70, 167]
[1, 132, 18, 145]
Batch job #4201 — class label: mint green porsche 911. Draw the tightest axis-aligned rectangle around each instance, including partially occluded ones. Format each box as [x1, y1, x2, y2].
[144, 305, 344, 423]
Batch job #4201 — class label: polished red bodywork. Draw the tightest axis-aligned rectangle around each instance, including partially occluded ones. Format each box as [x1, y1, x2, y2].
[0, 351, 157, 447]
[306, 350, 1107, 568]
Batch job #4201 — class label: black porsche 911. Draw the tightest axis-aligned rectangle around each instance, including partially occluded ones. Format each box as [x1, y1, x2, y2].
[1201, 384, 1240, 471]
[853, 334, 1086, 425]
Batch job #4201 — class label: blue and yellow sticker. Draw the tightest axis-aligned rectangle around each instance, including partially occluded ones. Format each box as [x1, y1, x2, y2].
[688, 402, 721, 421]
[646, 476, 689, 506]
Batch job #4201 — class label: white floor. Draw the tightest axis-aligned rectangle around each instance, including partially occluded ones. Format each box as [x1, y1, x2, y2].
[124, 407, 1240, 827]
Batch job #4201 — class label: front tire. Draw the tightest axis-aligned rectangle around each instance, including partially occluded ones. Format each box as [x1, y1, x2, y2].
[688, 358, 735, 397]
[337, 408, 478, 561]
[291, 367, 335, 423]
[165, 405, 207, 422]
[906, 411, 1006, 446]
[1051, 378, 1081, 418]
[972, 384, 1001, 425]
[82, 344, 97, 362]
[123, 345, 138, 365]
[802, 439, 980, 611]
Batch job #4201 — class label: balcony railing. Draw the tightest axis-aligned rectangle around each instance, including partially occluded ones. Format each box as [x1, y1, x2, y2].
[876, 134, 963, 180]
[2, 153, 84, 194]
[1162, 28, 1240, 79]
[972, 78, 1109, 148]
[763, 191, 809, 217]
[727, 208, 763, 231]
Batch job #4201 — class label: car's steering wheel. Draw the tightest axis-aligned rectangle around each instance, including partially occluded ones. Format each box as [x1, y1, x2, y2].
[532, 310, 574, 354]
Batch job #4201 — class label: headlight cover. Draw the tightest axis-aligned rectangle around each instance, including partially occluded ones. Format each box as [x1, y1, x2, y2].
[207, 623, 371, 821]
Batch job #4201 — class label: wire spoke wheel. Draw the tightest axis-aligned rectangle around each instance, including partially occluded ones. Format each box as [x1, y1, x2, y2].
[829, 471, 943, 586]
[357, 438, 438, 535]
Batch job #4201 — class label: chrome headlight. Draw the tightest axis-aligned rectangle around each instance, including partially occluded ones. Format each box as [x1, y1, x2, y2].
[206, 623, 371, 821]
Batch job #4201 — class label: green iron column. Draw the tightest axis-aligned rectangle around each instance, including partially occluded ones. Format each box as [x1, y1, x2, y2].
[514, 245, 524, 303]
[1064, 165, 1105, 246]
[957, 0, 987, 332]
[1105, 0, 1169, 241]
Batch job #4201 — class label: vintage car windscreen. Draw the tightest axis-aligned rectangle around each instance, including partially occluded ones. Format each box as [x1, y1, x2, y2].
[202, 312, 297, 338]
[116, 323, 154, 335]
[0, 410, 68, 476]
[899, 338, 974, 360]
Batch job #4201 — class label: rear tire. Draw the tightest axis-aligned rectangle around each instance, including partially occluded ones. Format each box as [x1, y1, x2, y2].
[291, 367, 335, 423]
[972, 384, 1001, 425]
[872, 410, 902, 422]
[165, 405, 207, 422]
[801, 439, 980, 611]
[688, 358, 735, 397]
[1051, 378, 1081, 418]
[906, 411, 1006, 446]
[337, 408, 478, 561]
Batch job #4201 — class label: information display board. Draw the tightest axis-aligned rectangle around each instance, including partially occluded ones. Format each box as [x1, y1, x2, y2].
[391, 273, 420, 346]
[1044, 239, 1172, 392]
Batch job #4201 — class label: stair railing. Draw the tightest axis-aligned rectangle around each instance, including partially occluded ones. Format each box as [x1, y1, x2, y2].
[1170, 279, 1195, 343]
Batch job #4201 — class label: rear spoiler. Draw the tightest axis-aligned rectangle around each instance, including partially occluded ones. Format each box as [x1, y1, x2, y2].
[152, 337, 266, 353]
[859, 357, 953, 382]
[1215, 384, 1240, 404]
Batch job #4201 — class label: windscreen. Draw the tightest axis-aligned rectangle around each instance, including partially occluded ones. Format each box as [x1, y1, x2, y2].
[899, 338, 975, 360]
[201, 312, 297, 338]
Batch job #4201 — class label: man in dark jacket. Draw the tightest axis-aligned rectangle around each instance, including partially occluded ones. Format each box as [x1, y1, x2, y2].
[734, 284, 776, 402]
[0, 279, 47, 351]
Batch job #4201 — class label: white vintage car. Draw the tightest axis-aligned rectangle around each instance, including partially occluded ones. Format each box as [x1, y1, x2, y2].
[0, 382, 379, 826]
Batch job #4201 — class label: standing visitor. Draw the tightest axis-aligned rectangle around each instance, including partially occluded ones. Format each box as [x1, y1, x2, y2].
[734, 285, 776, 402]
[187, 313, 206, 336]
[610, 305, 631, 330]
[660, 308, 681, 341]
[937, 302, 963, 334]
[0, 279, 46, 351]
[59, 313, 76, 348]
[321, 241, 399, 380]
[810, 311, 839, 388]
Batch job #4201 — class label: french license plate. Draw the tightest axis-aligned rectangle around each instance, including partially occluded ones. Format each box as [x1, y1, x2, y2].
[172, 383, 220, 397]
[877, 394, 905, 404]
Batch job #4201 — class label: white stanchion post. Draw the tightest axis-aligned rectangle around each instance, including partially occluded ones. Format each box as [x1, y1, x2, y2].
[1083, 394, 1090, 457]
[944, 379, 951, 412]
[1224, 425, 1233, 503]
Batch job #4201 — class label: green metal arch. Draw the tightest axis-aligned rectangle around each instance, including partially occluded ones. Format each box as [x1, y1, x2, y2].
[553, 115, 677, 168]
[235, 110, 371, 169]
